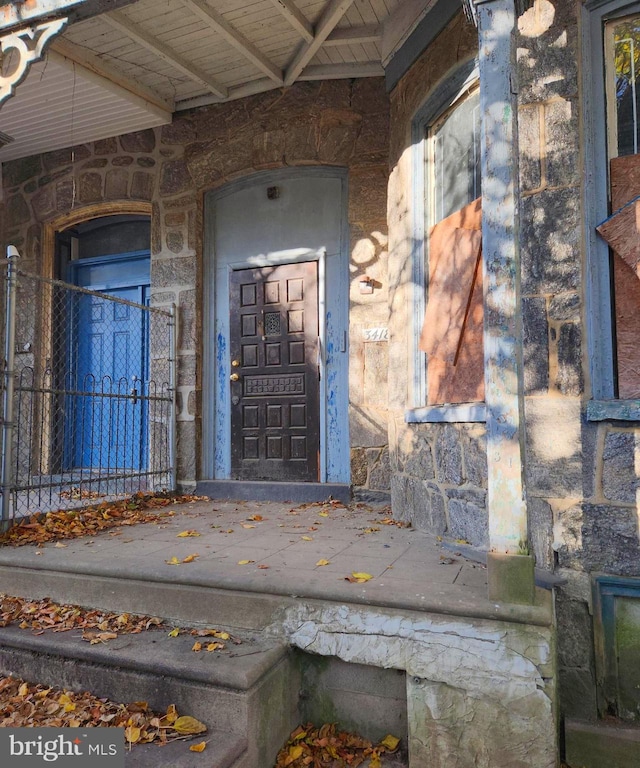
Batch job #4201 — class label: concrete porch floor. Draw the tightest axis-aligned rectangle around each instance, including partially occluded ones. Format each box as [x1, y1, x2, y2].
[0, 496, 550, 625]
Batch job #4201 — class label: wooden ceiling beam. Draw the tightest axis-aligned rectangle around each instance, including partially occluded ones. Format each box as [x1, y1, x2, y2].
[103, 9, 228, 99]
[264, 0, 313, 43]
[182, 0, 282, 85]
[298, 61, 383, 79]
[284, 0, 357, 86]
[324, 24, 381, 46]
[50, 37, 174, 115]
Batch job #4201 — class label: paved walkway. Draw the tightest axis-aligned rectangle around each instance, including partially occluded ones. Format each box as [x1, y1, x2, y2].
[0, 496, 550, 623]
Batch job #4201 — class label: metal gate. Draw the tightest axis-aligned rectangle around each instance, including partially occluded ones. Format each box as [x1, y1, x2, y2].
[0, 247, 176, 528]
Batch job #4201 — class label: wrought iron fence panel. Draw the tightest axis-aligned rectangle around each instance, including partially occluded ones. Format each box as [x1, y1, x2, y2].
[0, 251, 176, 527]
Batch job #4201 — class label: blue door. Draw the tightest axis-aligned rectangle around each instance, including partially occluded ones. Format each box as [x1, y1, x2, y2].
[66, 252, 150, 471]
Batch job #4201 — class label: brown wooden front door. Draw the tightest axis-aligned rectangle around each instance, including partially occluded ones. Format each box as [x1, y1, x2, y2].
[229, 261, 320, 482]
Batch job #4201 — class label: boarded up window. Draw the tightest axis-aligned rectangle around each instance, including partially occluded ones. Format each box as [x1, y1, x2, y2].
[420, 198, 484, 405]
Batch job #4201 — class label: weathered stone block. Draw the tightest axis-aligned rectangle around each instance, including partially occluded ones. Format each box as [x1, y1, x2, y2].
[43, 145, 90, 171]
[176, 420, 196, 482]
[521, 187, 581, 296]
[131, 172, 153, 201]
[55, 179, 74, 211]
[524, 396, 582, 497]
[518, 104, 542, 192]
[447, 487, 488, 547]
[30, 186, 56, 221]
[317, 108, 361, 164]
[160, 160, 192, 196]
[528, 497, 554, 570]
[137, 157, 156, 168]
[151, 256, 196, 288]
[166, 231, 184, 254]
[602, 431, 638, 504]
[487, 552, 535, 605]
[78, 172, 103, 203]
[177, 354, 196, 387]
[460, 428, 487, 488]
[284, 121, 319, 164]
[556, 322, 583, 395]
[400, 428, 435, 480]
[178, 288, 196, 350]
[556, 592, 594, 670]
[82, 158, 108, 169]
[350, 78, 388, 114]
[7, 193, 30, 225]
[570, 504, 640, 575]
[94, 137, 117, 155]
[112, 156, 134, 166]
[351, 447, 368, 487]
[523, 296, 549, 395]
[391, 475, 446, 533]
[349, 405, 388, 448]
[162, 118, 196, 145]
[105, 169, 129, 200]
[558, 668, 598, 722]
[545, 98, 580, 189]
[435, 425, 463, 485]
[548, 292, 580, 321]
[120, 129, 156, 153]
[367, 447, 390, 491]
[3, 155, 42, 188]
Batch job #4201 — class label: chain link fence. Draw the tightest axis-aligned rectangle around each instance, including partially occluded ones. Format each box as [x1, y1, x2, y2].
[0, 249, 176, 527]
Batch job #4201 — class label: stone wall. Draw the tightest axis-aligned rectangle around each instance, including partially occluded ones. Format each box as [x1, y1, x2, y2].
[386, 13, 488, 545]
[517, 0, 640, 722]
[0, 79, 390, 492]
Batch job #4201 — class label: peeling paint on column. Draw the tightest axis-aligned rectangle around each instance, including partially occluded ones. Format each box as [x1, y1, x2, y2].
[478, 0, 528, 553]
[214, 331, 227, 475]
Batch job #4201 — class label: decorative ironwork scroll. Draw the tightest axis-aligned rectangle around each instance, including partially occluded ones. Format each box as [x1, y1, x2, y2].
[0, 17, 67, 105]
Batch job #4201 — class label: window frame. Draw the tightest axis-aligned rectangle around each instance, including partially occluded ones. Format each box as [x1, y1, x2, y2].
[584, 0, 640, 420]
[406, 57, 486, 424]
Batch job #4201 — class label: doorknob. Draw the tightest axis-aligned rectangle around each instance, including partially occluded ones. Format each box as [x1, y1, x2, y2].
[231, 359, 240, 367]
[230, 373, 240, 382]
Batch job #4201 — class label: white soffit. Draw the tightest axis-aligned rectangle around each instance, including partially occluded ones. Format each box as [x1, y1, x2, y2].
[0, 51, 171, 162]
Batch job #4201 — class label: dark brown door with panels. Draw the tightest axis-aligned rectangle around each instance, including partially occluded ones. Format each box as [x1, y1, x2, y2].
[229, 261, 320, 481]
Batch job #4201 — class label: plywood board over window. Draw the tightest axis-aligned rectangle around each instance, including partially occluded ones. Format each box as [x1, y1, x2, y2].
[420, 196, 484, 406]
[597, 155, 640, 398]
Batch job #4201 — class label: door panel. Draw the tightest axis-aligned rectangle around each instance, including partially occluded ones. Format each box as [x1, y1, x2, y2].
[229, 261, 319, 481]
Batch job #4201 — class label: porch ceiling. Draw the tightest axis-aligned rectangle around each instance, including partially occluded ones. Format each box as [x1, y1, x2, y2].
[0, 0, 409, 163]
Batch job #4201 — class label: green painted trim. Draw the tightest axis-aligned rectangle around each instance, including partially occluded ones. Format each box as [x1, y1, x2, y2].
[587, 400, 640, 421]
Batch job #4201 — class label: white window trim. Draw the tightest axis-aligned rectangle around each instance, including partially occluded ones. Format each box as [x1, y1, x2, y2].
[406, 57, 485, 424]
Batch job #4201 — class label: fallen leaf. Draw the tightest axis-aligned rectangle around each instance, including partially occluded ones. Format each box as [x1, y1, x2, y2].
[248, 515, 263, 521]
[318, 512, 329, 517]
[363, 527, 380, 534]
[237, 560, 255, 565]
[177, 530, 201, 538]
[206, 642, 224, 652]
[54, 542, 67, 548]
[258, 564, 270, 569]
[345, 572, 373, 583]
[166, 557, 180, 565]
[241, 524, 256, 529]
[301, 536, 313, 541]
[190, 741, 207, 753]
[125, 726, 141, 744]
[380, 734, 400, 751]
[316, 559, 330, 567]
[172, 715, 207, 735]
[168, 628, 180, 638]
[181, 554, 199, 563]
[192, 642, 202, 652]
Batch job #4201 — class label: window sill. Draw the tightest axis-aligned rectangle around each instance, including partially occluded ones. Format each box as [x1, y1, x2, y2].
[405, 404, 487, 424]
[587, 400, 640, 422]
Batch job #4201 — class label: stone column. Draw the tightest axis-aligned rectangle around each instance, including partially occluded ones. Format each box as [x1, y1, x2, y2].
[476, 0, 534, 603]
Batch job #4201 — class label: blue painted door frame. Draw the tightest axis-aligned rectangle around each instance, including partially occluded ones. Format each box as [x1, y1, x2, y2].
[66, 251, 150, 471]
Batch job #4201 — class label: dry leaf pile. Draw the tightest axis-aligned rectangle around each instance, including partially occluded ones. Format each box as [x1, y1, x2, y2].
[275, 724, 400, 768]
[0, 493, 207, 547]
[0, 594, 164, 643]
[0, 593, 241, 651]
[0, 675, 206, 746]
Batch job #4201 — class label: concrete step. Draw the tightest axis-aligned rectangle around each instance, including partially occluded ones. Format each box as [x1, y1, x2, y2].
[565, 718, 640, 768]
[0, 563, 294, 632]
[0, 625, 299, 768]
